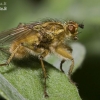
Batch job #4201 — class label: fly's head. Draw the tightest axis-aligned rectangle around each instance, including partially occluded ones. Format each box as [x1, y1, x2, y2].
[65, 20, 84, 40]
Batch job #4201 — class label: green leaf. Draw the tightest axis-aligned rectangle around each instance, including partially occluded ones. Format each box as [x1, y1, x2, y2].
[0, 42, 85, 100]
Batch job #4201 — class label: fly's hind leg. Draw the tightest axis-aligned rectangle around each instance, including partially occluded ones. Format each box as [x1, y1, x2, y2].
[0, 44, 21, 66]
[38, 49, 49, 97]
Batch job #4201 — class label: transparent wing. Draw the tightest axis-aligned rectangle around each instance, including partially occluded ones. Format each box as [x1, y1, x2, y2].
[0, 22, 40, 46]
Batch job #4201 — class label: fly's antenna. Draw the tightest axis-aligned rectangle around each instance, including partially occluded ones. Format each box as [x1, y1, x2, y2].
[78, 24, 84, 29]
[78, 20, 84, 29]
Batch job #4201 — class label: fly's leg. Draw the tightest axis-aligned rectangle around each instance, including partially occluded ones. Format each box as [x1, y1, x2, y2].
[39, 57, 48, 97]
[0, 44, 21, 66]
[68, 59, 74, 76]
[22, 42, 49, 97]
[60, 59, 65, 73]
[55, 46, 74, 81]
[38, 50, 49, 97]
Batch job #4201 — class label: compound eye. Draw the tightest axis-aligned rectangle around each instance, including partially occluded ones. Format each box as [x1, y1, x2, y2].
[68, 25, 75, 34]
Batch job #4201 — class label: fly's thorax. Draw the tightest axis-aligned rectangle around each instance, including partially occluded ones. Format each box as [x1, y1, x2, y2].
[41, 21, 65, 35]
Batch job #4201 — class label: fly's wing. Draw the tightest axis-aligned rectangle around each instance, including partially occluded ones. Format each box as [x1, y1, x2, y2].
[0, 22, 41, 46]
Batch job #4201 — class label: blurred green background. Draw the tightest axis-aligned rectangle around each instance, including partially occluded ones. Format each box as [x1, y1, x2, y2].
[0, 0, 100, 100]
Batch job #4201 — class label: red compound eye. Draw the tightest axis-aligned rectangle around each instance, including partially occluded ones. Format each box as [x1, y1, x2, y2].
[68, 25, 75, 34]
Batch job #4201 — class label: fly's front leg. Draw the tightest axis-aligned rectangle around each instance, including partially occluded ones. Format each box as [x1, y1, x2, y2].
[55, 46, 74, 76]
[0, 44, 21, 66]
[38, 49, 49, 97]
[60, 59, 65, 73]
